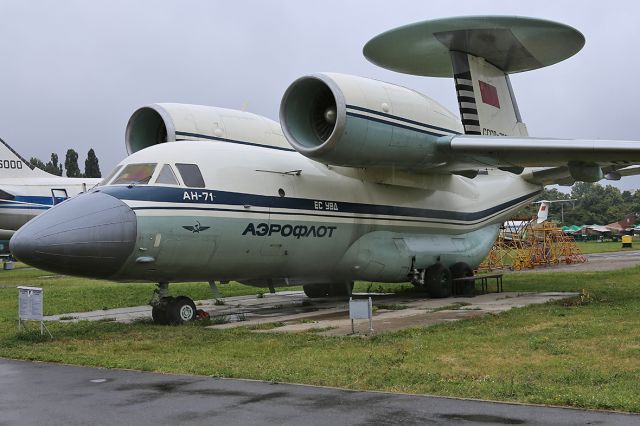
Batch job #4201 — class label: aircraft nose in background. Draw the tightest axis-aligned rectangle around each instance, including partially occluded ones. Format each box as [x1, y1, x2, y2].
[9, 191, 137, 279]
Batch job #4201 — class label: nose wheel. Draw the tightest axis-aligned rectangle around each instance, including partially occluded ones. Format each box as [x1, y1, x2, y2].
[150, 283, 197, 325]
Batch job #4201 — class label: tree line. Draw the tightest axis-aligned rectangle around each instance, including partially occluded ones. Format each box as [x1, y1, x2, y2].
[523, 182, 640, 226]
[30, 148, 101, 178]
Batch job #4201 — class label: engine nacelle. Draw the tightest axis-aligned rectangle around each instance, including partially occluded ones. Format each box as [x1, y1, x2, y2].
[125, 103, 286, 154]
[279, 73, 463, 169]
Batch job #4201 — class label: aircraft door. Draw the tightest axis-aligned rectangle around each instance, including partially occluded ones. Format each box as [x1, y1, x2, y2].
[51, 189, 68, 205]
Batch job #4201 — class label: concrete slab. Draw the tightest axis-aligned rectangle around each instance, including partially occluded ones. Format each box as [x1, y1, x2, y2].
[44, 290, 578, 336]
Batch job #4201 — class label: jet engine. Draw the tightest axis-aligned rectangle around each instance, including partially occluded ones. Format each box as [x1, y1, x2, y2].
[125, 103, 286, 154]
[279, 73, 463, 169]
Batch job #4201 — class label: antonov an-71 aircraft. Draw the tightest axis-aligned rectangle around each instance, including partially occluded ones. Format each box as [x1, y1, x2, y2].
[11, 16, 640, 324]
[0, 137, 100, 240]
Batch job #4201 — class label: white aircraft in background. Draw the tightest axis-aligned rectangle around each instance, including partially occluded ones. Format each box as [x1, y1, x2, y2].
[0, 137, 101, 240]
[12, 16, 640, 324]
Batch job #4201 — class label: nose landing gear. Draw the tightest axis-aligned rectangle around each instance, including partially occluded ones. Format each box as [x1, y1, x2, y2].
[150, 282, 197, 325]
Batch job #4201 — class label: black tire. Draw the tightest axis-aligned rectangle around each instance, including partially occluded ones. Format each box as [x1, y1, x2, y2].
[450, 262, 474, 296]
[151, 296, 174, 325]
[328, 282, 354, 297]
[303, 282, 353, 298]
[167, 296, 196, 325]
[303, 284, 329, 298]
[425, 263, 452, 298]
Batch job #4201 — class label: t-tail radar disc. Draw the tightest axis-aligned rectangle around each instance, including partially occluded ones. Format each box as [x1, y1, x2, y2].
[363, 16, 585, 76]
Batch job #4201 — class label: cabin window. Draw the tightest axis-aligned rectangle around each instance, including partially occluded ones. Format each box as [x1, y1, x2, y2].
[175, 163, 205, 188]
[155, 164, 179, 185]
[111, 163, 157, 185]
[99, 165, 123, 186]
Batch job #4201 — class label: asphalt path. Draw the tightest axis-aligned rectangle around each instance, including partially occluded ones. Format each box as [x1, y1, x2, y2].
[0, 358, 637, 425]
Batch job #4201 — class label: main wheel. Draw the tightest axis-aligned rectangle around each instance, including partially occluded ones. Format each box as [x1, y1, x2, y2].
[303, 284, 330, 298]
[450, 262, 474, 296]
[425, 263, 452, 298]
[167, 296, 196, 325]
[151, 296, 174, 325]
[328, 282, 354, 298]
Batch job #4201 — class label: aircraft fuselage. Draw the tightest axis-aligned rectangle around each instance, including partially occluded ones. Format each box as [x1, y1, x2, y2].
[10, 142, 541, 287]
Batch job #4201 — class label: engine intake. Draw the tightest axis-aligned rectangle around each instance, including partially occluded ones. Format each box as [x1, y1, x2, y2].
[125, 105, 175, 154]
[280, 73, 463, 170]
[125, 103, 287, 154]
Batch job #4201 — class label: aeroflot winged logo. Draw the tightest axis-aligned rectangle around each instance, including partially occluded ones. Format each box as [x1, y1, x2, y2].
[182, 220, 211, 233]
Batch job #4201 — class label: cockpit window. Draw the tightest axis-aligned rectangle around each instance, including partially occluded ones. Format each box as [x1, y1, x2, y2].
[99, 165, 123, 186]
[175, 163, 205, 188]
[111, 163, 157, 185]
[155, 164, 179, 185]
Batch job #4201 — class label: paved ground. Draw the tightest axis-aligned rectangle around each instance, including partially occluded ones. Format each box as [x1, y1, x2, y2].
[44, 291, 578, 336]
[1, 358, 637, 426]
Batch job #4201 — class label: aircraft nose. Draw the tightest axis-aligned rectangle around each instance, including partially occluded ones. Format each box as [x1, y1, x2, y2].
[10, 191, 137, 279]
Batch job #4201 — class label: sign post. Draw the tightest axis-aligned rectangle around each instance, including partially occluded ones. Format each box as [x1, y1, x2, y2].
[349, 297, 374, 335]
[18, 286, 52, 338]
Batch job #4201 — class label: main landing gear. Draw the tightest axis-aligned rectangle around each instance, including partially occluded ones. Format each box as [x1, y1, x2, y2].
[303, 282, 354, 298]
[150, 282, 197, 325]
[409, 261, 474, 298]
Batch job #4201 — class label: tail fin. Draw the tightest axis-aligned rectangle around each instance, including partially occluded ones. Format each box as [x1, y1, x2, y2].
[0, 137, 52, 178]
[451, 51, 528, 137]
[536, 201, 550, 224]
[363, 16, 584, 137]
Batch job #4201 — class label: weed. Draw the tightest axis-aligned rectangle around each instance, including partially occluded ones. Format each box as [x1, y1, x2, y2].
[214, 299, 226, 306]
[562, 289, 594, 307]
[432, 302, 471, 312]
[210, 315, 229, 324]
[58, 315, 78, 321]
[377, 304, 409, 311]
[247, 322, 286, 330]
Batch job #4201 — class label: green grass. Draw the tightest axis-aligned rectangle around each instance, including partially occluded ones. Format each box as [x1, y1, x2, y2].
[1, 263, 640, 412]
[575, 241, 638, 254]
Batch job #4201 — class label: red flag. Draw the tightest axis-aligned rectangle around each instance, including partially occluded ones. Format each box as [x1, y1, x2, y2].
[479, 81, 500, 108]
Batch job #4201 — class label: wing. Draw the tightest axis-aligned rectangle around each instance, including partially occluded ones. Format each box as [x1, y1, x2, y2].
[436, 136, 640, 184]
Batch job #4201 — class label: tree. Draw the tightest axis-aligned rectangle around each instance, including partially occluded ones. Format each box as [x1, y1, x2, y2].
[45, 153, 63, 176]
[29, 153, 63, 176]
[29, 157, 46, 171]
[64, 149, 82, 177]
[83, 149, 101, 178]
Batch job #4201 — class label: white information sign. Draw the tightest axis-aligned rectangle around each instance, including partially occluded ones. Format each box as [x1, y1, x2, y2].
[349, 297, 374, 335]
[18, 286, 44, 321]
[349, 299, 371, 319]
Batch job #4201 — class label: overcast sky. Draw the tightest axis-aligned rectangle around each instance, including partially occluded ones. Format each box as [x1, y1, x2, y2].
[1, 1, 639, 190]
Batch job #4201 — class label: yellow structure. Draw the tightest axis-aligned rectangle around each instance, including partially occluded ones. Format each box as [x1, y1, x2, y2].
[479, 218, 586, 271]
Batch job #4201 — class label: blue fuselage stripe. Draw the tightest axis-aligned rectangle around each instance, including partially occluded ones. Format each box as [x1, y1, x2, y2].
[99, 186, 540, 224]
[175, 131, 296, 152]
[345, 104, 462, 135]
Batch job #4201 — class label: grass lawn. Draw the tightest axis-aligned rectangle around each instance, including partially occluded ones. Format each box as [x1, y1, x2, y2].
[576, 241, 639, 254]
[1, 261, 640, 412]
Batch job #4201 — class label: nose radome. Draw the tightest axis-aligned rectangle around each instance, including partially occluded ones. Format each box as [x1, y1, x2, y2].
[10, 191, 137, 279]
